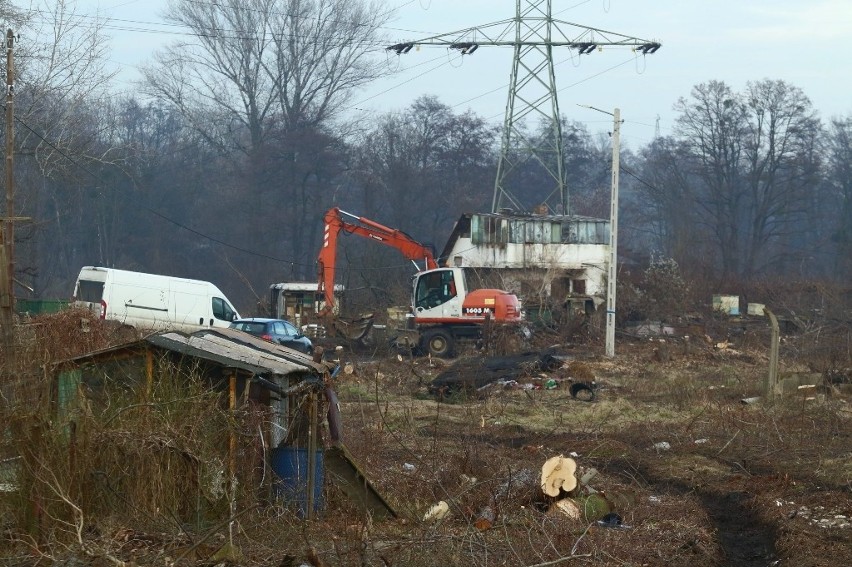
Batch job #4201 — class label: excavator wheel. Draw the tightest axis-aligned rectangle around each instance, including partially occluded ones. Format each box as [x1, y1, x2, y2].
[421, 328, 455, 358]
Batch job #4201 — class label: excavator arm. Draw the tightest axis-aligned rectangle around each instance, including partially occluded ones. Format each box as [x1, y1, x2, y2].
[317, 207, 438, 316]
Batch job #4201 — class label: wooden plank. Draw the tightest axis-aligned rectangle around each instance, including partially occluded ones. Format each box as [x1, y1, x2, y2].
[324, 444, 397, 520]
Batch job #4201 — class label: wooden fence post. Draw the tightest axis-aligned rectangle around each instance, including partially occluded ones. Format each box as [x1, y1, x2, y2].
[765, 308, 780, 402]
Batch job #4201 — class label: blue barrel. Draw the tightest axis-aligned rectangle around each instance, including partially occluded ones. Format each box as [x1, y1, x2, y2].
[271, 447, 324, 516]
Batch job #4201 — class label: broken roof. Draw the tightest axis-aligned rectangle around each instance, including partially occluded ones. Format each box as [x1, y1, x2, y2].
[476, 211, 608, 223]
[440, 211, 609, 263]
[57, 327, 329, 379]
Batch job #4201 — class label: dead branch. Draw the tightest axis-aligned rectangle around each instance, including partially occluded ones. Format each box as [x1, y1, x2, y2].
[525, 553, 593, 567]
[42, 466, 129, 567]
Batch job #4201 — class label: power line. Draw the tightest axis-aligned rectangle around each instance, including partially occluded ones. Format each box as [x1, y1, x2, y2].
[619, 163, 659, 193]
[350, 52, 460, 108]
[19, 0, 429, 44]
[17, 3, 656, 136]
[387, 0, 660, 215]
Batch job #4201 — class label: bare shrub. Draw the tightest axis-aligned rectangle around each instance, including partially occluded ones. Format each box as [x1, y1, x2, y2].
[0, 348, 273, 560]
[616, 255, 696, 328]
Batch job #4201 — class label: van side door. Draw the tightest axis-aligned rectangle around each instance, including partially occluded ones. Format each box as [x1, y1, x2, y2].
[172, 281, 209, 331]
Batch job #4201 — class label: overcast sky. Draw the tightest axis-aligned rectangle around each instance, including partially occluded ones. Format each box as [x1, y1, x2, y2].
[61, 0, 852, 148]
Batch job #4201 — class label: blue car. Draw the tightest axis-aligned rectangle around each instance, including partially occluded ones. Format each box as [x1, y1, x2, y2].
[229, 317, 313, 354]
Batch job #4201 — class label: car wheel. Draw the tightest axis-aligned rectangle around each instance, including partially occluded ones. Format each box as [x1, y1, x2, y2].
[421, 328, 455, 358]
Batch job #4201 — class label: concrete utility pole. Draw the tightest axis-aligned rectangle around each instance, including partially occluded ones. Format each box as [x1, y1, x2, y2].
[580, 105, 620, 357]
[1, 29, 14, 349]
[606, 108, 621, 358]
[388, 1, 660, 215]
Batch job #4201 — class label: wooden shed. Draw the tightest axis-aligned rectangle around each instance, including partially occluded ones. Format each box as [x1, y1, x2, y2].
[49, 327, 334, 522]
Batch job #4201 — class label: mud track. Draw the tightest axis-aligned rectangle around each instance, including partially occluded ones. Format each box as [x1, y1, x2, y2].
[601, 455, 779, 566]
[697, 489, 777, 566]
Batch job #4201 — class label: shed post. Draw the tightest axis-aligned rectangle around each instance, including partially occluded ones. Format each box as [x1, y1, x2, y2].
[228, 372, 237, 541]
[306, 391, 318, 519]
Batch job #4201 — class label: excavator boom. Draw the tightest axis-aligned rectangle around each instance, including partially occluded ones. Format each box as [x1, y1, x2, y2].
[317, 207, 438, 315]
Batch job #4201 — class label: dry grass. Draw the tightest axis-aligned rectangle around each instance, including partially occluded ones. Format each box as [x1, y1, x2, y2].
[0, 307, 851, 566]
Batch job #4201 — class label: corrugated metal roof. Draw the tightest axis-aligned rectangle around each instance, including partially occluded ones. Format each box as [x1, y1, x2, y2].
[147, 327, 326, 377]
[56, 327, 328, 379]
[200, 327, 322, 366]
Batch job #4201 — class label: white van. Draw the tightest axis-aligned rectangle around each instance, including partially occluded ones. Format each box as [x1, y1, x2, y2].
[72, 266, 240, 333]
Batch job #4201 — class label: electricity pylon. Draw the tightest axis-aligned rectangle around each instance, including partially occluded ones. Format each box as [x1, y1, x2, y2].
[388, 1, 660, 215]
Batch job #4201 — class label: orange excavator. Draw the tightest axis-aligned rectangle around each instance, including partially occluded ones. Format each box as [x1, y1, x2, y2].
[317, 207, 523, 357]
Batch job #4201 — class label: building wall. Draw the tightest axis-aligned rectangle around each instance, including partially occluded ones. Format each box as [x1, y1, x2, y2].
[446, 236, 609, 300]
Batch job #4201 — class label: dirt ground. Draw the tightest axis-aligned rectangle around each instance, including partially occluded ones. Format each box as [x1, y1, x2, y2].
[1, 318, 850, 566]
[310, 333, 851, 567]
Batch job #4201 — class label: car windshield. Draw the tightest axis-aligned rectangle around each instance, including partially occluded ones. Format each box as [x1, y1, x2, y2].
[283, 321, 299, 335]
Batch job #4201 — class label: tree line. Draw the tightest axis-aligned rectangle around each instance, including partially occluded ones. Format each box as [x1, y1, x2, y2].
[2, 0, 850, 314]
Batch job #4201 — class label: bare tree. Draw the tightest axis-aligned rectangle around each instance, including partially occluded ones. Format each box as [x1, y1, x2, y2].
[632, 136, 708, 269]
[672, 79, 822, 280]
[351, 96, 497, 244]
[674, 80, 749, 279]
[827, 116, 852, 278]
[268, 0, 390, 132]
[327, 97, 498, 304]
[141, 0, 392, 284]
[144, 0, 391, 153]
[2, 1, 116, 295]
[14, 0, 116, 176]
[740, 79, 821, 277]
[0, 1, 25, 28]
[143, 0, 277, 156]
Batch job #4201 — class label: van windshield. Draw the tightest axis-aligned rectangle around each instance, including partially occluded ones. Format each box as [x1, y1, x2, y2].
[77, 280, 104, 302]
[212, 297, 236, 321]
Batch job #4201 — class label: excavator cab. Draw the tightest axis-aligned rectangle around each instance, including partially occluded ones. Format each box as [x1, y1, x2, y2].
[414, 269, 461, 311]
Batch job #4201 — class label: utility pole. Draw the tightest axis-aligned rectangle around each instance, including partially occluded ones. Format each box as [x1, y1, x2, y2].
[4, 29, 13, 297]
[606, 108, 621, 358]
[388, 1, 659, 215]
[1, 29, 14, 351]
[579, 105, 620, 357]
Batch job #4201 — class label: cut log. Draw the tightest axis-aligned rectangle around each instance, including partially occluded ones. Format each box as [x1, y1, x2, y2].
[548, 498, 581, 520]
[422, 501, 449, 522]
[473, 505, 495, 530]
[541, 456, 577, 497]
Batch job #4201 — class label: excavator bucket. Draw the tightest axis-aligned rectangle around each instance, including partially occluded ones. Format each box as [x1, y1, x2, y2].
[327, 313, 375, 344]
